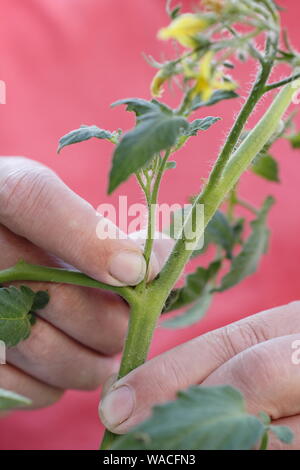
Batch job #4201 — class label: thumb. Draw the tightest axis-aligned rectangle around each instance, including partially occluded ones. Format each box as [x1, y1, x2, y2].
[0, 157, 152, 287]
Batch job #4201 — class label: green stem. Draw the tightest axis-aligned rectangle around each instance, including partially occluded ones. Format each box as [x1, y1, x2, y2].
[100, 289, 165, 449]
[0, 260, 135, 304]
[259, 431, 269, 450]
[205, 64, 272, 191]
[139, 150, 171, 288]
[101, 151, 171, 448]
[101, 81, 296, 452]
[157, 83, 298, 298]
[264, 73, 300, 92]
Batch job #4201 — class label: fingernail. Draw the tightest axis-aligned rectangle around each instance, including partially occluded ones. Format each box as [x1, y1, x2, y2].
[108, 251, 146, 285]
[99, 386, 134, 428]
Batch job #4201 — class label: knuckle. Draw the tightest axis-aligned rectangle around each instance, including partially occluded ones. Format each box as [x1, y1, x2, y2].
[210, 319, 270, 362]
[0, 159, 56, 223]
[15, 319, 54, 363]
[235, 346, 276, 389]
[150, 354, 189, 397]
[230, 345, 280, 418]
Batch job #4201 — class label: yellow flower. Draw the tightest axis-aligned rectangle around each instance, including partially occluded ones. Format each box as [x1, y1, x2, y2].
[202, 0, 224, 14]
[150, 70, 169, 97]
[189, 51, 237, 101]
[158, 13, 214, 48]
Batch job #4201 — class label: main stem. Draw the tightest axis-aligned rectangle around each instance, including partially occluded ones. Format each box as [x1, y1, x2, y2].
[101, 83, 298, 451]
[157, 83, 297, 299]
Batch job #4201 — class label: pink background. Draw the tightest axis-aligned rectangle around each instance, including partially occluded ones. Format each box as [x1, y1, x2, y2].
[0, 0, 299, 449]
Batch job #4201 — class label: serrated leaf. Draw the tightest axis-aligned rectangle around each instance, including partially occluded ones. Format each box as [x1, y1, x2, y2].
[163, 261, 220, 313]
[0, 286, 49, 347]
[184, 117, 221, 135]
[192, 213, 244, 260]
[175, 116, 221, 150]
[252, 154, 280, 182]
[215, 197, 274, 292]
[31, 290, 49, 311]
[163, 289, 212, 329]
[269, 425, 294, 444]
[151, 99, 174, 116]
[112, 385, 265, 450]
[57, 125, 117, 153]
[111, 98, 160, 117]
[108, 111, 188, 193]
[191, 90, 239, 111]
[205, 211, 237, 258]
[0, 388, 31, 410]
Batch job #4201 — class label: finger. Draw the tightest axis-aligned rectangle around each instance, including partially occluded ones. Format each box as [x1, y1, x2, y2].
[7, 318, 119, 390]
[99, 302, 300, 432]
[0, 363, 63, 409]
[0, 224, 129, 355]
[0, 157, 148, 286]
[202, 334, 300, 421]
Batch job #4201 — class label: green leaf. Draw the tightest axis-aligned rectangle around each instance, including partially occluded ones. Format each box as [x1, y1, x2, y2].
[175, 116, 221, 150]
[191, 90, 239, 111]
[269, 425, 294, 445]
[184, 117, 221, 135]
[205, 211, 238, 258]
[163, 261, 220, 313]
[170, 5, 181, 19]
[192, 213, 244, 260]
[57, 125, 118, 153]
[288, 132, 300, 149]
[215, 197, 274, 292]
[0, 388, 31, 410]
[151, 99, 174, 116]
[163, 290, 212, 329]
[111, 98, 160, 117]
[252, 154, 280, 182]
[108, 111, 188, 193]
[0, 286, 49, 347]
[166, 207, 243, 260]
[166, 0, 181, 19]
[31, 290, 49, 311]
[112, 385, 265, 450]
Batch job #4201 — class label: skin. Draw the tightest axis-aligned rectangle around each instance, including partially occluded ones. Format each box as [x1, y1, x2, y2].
[0, 156, 173, 407]
[99, 302, 300, 450]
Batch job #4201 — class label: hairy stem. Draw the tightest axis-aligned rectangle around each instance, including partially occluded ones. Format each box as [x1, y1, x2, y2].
[0, 260, 135, 304]
[157, 83, 298, 299]
[100, 82, 298, 450]
[264, 73, 300, 92]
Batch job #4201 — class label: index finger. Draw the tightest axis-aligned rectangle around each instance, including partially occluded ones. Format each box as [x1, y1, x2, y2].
[0, 157, 147, 286]
[99, 301, 300, 433]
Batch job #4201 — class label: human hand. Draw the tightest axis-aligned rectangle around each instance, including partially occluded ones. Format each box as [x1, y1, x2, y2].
[0, 157, 173, 408]
[99, 302, 300, 450]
